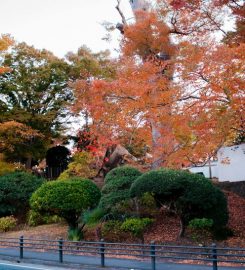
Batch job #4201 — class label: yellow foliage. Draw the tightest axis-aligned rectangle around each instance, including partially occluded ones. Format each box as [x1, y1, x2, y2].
[0, 161, 16, 176]
[0, 35, 14, 74]
[58, 151, 97, 180]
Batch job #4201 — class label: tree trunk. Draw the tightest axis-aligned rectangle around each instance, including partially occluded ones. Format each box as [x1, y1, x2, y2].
[178, 216, 186, 238]
[126, 0, 174, 169]
[133, 198, 140, 217]
[25, 156, 32, 170]
[65, 213, 79, 230]
[150, 119, 163, 169]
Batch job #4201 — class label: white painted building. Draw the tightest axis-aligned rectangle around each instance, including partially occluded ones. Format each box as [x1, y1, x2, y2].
[217, 144, 245, 182]
[188, 161, 219, 179]
[188, 144, 245, 182]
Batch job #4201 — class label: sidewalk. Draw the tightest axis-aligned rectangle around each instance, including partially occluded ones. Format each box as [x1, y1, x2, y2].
[0, 248, 244, 270]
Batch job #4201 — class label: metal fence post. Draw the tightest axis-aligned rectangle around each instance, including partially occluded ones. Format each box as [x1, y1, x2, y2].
[100, 238, 105, 267]
[19, 235, 24, 259]
[212, 243, 218, 270]
[58, 238, 63, 263]
[150, 241, 156, 270]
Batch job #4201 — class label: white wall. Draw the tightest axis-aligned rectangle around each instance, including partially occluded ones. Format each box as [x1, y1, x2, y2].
[218, 144, 245, 182]
[188, 162, 218, 178]
[188, 144, 245, 182]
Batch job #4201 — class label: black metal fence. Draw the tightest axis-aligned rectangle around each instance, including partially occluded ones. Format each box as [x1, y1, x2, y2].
[0, 236, 244, 269]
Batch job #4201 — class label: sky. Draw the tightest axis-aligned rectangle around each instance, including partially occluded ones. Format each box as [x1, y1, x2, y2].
[0, 0, 134, 58]
[0, 0, 136, 137]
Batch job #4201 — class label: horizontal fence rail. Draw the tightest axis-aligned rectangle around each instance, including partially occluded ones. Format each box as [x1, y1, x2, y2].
[0, 236, 244, 270]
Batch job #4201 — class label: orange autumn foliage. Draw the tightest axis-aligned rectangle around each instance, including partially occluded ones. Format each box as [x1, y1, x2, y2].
[0, 121, 41, 153]
[0, 35, 13, 74]
[73, 1, 244, 168]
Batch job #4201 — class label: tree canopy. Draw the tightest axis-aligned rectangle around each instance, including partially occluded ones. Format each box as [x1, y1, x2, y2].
[72, 0, 244, 168]
[30, 179, 101, 229]
[100, 166, 142, 211]
[0, 42, 73, 166]
[46, 145, 71, 168]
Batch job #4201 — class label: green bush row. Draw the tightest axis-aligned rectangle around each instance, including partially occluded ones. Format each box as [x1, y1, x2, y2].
[0, 171, 44, 218]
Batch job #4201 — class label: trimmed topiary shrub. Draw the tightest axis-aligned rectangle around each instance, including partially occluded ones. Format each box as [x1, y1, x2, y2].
[130, 168, 228, 237]
[62, 176, 87, 181]
[0, 216, 17, 232]
[99, 166, 142, 211]
[30, 179, 101, 231]
[104, 166, 142, 184]
[0, 171, 44, 217]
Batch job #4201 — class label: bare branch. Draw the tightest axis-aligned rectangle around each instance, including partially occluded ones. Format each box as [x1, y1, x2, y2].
[106, 94, 137, 101]
[230, 0, 243, 8]
[203, 9, 228, 36]
[115, 0, 127, 25]
[178, 95, 200, 101]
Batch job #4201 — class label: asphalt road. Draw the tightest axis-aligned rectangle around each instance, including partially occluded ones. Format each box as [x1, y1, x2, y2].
[0, 261, 72, 270]
[0, 248, 244, 270]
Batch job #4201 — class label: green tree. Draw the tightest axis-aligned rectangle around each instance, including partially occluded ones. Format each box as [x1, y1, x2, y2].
[130, 169, 228, 237]
[0, 171, 44, 217]
[66, 45, 115, 80]
[30, 179, 101, 230]
[0, 121, 42, 165]
[0, 42, 72, 167]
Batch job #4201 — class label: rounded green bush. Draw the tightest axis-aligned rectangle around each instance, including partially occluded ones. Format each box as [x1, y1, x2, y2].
[30, 179, 101, 229]
[188, 218, 213, 230]
[62, 176, 87, 181]
[100, 166, 142, 211]
[0, 171, 44, 217]
[104, 166, 142, 184]
[188, 218, 214, 243]
[130, 168, 228, 234]
[121, 217, 154, 238]
[0, 216, 17, 232]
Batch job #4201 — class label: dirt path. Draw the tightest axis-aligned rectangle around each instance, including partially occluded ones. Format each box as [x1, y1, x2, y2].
[0, 223, 68, 240]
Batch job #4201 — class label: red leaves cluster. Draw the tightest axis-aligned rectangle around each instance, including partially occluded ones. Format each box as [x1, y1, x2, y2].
[76, 129, 99, 154]
[170, 0, 200, 10]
